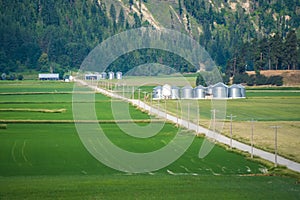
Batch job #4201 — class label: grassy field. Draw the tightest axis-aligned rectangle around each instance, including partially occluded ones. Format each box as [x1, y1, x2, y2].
[0, 81, 300, 199]
[131, 86, 300, 162]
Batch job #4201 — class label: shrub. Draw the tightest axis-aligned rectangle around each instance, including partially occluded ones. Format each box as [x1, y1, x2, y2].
[268, 75, 283, 86]
[0, 124, 7, 129]
[233, 73, 249, 84]
[196, 73, 207, 86]
[17, 74, 24, 80]
[255, 74, 268, 85]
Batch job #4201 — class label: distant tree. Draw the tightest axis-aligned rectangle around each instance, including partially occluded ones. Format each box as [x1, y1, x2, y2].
[270, 33, 283, 70]
[178, 0, 183, 16]
[129, 0, 134, 10]
[133, 13, 142, 28]
[118, 7, 125, 28]
[110, 4, 116, 22]
[285, 30, 298, 70]
[196, 73, 207, 86]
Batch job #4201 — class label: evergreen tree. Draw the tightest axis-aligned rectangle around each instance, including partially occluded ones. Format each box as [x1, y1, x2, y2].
[285, 30, 298, 70]
[118, 7, 125, 28]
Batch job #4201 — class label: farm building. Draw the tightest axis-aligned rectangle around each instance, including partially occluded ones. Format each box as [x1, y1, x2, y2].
[153, 86, 162, 99]
[212, 82, 228, 99]
[152, 83, 246, 100]
[162, 84, 172, 99]
[181, 85, 194, 99]
[100, 72, 107, 79]
[239, 84, 246, 98]
[85, 74, 101, 80]
[38, 73, 59, 80]
[171, 86, 180, 99]
[194, 85, 206, 99]
[108, 72, 114, 80]
[116, 72, 122, 79]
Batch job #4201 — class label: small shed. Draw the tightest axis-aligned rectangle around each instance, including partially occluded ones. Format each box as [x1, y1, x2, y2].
[194, 85, 206, 99]
[171, 86, 180, 99]
[212, 82, 228, 99]
[181, 85, 193, 99]
[39, 73, 59, 80]
[116, 71, 122, 80]
[162, 84, 172, 99]
[153, 86, 162, 99]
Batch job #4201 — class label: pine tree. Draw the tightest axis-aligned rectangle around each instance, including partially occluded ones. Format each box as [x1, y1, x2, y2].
[285, 30, 298, 70]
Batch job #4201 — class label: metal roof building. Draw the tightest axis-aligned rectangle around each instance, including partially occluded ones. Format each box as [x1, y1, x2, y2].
[39, 73, 59, 80]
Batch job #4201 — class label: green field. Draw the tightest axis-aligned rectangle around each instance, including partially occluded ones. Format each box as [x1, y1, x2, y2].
[0, 81, 299, 199]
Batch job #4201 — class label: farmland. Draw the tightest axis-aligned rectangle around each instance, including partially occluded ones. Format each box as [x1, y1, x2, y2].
[0, 81, 300, 199]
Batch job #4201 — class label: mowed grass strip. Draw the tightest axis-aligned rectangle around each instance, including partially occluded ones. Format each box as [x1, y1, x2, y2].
[0, 108, 66, 113]
[0, 175, 299, 200]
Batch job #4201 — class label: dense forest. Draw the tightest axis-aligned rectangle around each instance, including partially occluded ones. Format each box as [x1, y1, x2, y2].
[183, 0, 300, 76]
[0, 0, 299, 79]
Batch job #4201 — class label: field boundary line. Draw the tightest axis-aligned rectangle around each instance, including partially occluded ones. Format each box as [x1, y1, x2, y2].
[0, 119, 165, 124]
[77, 79, 300, 173]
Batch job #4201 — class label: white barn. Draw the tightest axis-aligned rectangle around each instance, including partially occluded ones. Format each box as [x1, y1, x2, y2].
[38, 73, 59, 80]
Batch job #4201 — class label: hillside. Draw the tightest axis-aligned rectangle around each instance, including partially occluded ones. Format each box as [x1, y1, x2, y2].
[247, 70, 300, 86]
[0, 0, 299, 78]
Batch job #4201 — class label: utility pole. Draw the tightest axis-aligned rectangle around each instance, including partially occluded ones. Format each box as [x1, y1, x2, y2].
[250, 119, 256, 159]
[197, 106, 200, 133]
[132, 86, 135, 99]
[211, 109, 216, 133]
[143, 91, 147, 110]
[270, 126, 281, 167]
[122, 84, 125, 97]
[176, 100, 179, 126]
[187, 103, 190, 129]
[164, 99, 167, 118]
[227, 114, 236, 149]
[138, 88, 141, 106]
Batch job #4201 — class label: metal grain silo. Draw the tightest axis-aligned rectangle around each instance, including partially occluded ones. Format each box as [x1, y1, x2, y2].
[108, 72, 114, 79]
[212, 82, 228, 99]
[181, 85, 193, 99]
[194, 85, 206, 99]
[100, 72, 107, 79]
[171, 86, 180, 99]
[162, 84, 172, 99]
[206, 85, 213, 96]
[238, 84, 246, 98]
[153, 86, 162, 99]
[116, 71, 122, 80]
[229, 84, 242, 98]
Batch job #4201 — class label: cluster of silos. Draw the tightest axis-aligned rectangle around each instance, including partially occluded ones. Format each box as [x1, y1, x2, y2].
[84, 71, 122, 80]
[152, 82, 245, 99]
